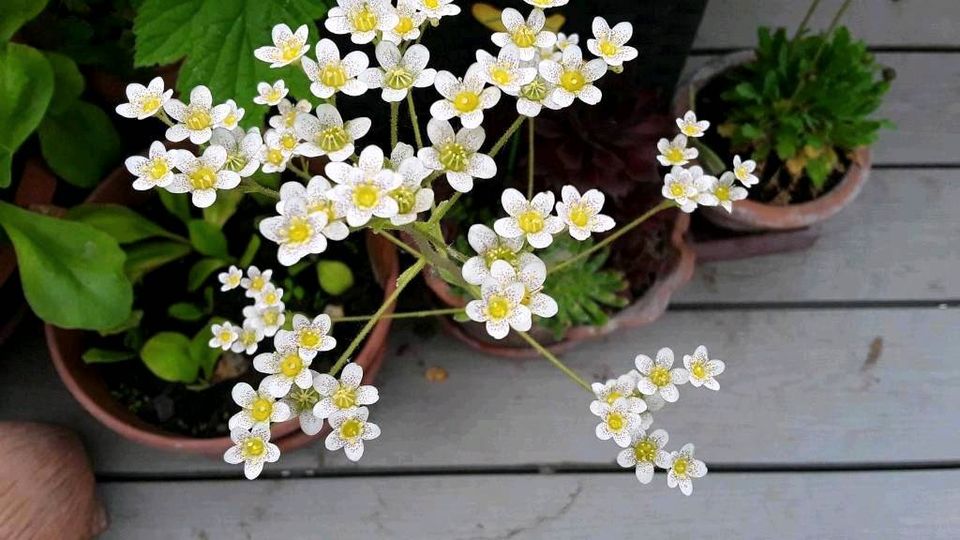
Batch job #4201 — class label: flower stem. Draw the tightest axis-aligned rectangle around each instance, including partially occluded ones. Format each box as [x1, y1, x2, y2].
[517, 331, 592, 393]
[332, 307, 463, 323]
[239, 178, 279, 199]
[329, 258, 427, 376]
[794, 0, 822, 40]
[390, 101, 400, 148]
[407, 93, 424, 149]
[526, 117, 535, 198]
[549, 199, 676, 274]
[287, 162, 312, 181]
[377, 229, 424, 259]
[490, 116, 527, 157]
[155, 109, 175, 127]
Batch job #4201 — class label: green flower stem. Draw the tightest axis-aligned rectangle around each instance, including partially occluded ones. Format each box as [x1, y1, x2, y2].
[329, 258, 427, 376]
[287, 162, 312, 181]
[517, 331, 592, 393]
[549, 200, 676, 274]
[403, 223, 471, 289]
[490, 116, 527, 157]
[390, 101, 400, 148]
[407, 93, 424, 149]
[155, 109, 175, 127]
[527, 117, 535, 198]
[377, 229, 424, 259]
[332, 307, 464, 323]
[794, 0, 822, 40]
[239, 178, 279, 199]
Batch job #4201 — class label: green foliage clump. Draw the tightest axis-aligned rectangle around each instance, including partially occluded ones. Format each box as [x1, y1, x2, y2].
[720, 27, 892, 189]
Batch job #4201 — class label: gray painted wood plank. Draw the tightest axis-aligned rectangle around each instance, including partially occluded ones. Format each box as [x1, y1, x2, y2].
[676, 169, 960, 303]
[99, 470, 960, 539]
[681, 53, 960, 165]
[694, 0, 960, 48]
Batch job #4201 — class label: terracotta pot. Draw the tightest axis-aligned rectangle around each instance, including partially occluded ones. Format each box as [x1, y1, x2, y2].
[47, 166, 400, 456]
[424, 210, 696, 358]
[673, 50, 872, 232]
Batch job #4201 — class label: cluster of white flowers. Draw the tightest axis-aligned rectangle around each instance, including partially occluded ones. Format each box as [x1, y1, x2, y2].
[657, 111, 756, 213]
[592, 345, 725, 495]
[208, 266, 283, 355]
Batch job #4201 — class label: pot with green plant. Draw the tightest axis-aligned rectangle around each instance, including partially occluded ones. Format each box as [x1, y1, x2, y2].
[673, 0, 892, 233]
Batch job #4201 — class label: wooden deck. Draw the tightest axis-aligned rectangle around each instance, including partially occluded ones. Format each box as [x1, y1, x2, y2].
[2, 2, 958, 538]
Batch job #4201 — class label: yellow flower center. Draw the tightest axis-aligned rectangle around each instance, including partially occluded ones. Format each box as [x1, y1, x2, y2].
[512, 25, 537, 48]
[669, 183, 686, 198]
[490, 66, 513, 86]
[321, 64, 348, 88]
[283, 111, 298, 128]
[280, 40, 302, 62]
[280, 353, 303, 377]
[649, 366, 671, 387]
[263, 291, 279, 305]
[520, 79, 548, 102]
[188, 166, 217, 190]
[223, 112, 237, 128]
[691, 361, 707, 380]
[299, 329, 322, 349]
[517, 210, 544, 234]
[606, 412, 625, 432]
[424, 0, 439, 8]
[735, 165, 749, 180]
[218, 330, 233, 343]
[681, 124, 702, 137]
[332, 387, 358, 409]
[351, 5, 378, 33]
[242, 437, 266, 458]
[634, 439, 657, 462]
[250, 397, 273, 422]
[340, 418, 363, 440]
[394, 16, 414, 35]
[483, 245, 518, 268]
[559, 70, 586, 93]
[453, 91, 480, 113]
[147, 159, 168, 180]
[265, 89, 282, 103]
[266, 148, 285, 166]
[714, 185, 730, 202]
[288, 387, 321, 411]
[390, 187, 416, 214]
[227, 274, 242, 287]
[317, 126, 349, 153]
[569, 204, 591, 228]
[599, 39, 619, 57]
[385, 67, 414, 90]
[240, 330, 257, 346]
[226, 151, 249, 172]
[486, 295, 511, 320]
[309, 199, 338, 222]
[673, 457, 689, 477]
[438, 142, 470, 172]
[353, 183, 380, 210]
[280, 132, 298, 151]
[250, 276, 265, 291]
[140, 95, 161, 114]
[185, 109, 211, 131]
[604, 391, 622, 405]
[665, 147, 686, 164]
[262, 309, 279, 326]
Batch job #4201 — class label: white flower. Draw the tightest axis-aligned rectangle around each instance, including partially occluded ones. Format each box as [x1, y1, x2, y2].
[259, 197, 330, 266]
[494, 188, 565, 249]
[676, 111, 710, 138]
[325, 406, 381, 462]
[259, 128, 297, 173]
[218, 265, 243, 291]
[283, 377, 325, 436]
[617, 428, 669, 484]
[115, 77, 172, 120]
[243, 304, 285, 338]
[277, 314, 337, 361]
[231, 320, 265, 355]
[210, 127, 262, 178]
[388, 153, 433, 225]
[294, 104, 371, 163]
[209, 321, 240, 350]
[682, 345, 726, 391]
[662, 165, 715, 213]
[313, 362, 380, 419]
[523, 0, 568, 8]
[657, 134, 697, 167]
[217, 99, 245, 130]
[325, 0, 399, 45]
[492, 8, 556, 62]
[430, 65, 502, 129]
[475, 48, 537, 96]
[383, 0, 425, 43]
[555, 32, 578, 51]
[277, 177, 350, 241]
[516, 76, 559, 117]
[360, 42, 436, 102]
[123, 141, 187, 191]
[635, 347, 689, 403]
[709, 171, 748, 213]
[555, 185, 615, 241]
[269, 99, 312, 130]
[254, 342, 315, 398]
[228, 382, 293, 431]
[414, 0, 460, 20]
[241, 266, 273, 297]
[255, 24, 310, 68]
[487, 258, 557, 319]
[539, 45, 606, 107]
[223, 425, 280, 480]
[592, 399, 641, 448]
[163, 85, 230, 144]
[418, 118, 496, 193]
[657, 443, 707, 496]
[254, 80, 288, 106]
[590, 375, 647, 416]
[326, 145, 403, 227]
[461, 224, 534, 286]
[256, 283, 284, 309]
[733, 155, 759, 187]
[301, 39, 370, 99]
[465, 276, 532, 339]
[587, 17, 638, 67]
[388, 141, 416, 168]
[167, 146, 240, 208]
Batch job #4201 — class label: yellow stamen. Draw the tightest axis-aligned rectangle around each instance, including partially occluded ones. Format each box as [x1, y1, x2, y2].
[606, 412, 625, 432]
[453, 91, 480, 113]
[353, 183, 380, 209]
[242, 437, 266, 458]
[490, 66, 512, 86]
[599, 39, 618, 57]
[351, 5, 378, 33]
[634, 438, 657, 462]
[512, 26, 536, 48]
[147, 159, 168, 180]
[517, 210, 544, 234]
[664, 147, 686, 164]
[438, 142, 470, 172]
[394, 16, 414, 35]
[280, 353, 303, 377]
[486, 295, 511, 320]
[140, 95, 161, 115]
[250, 397, 273, 422]
[298, 329, 321, 349]
[185, 109, 211, 131]
[280, 132, 298, 151]
[320, 64, 347, 88]
[385, 68, 414, 90]
[280, 40, 302, 62]
[340, 418, 363, 440]
[673, 457, 689, 476]
[569, 204, 590, 228]
[559, 70, 586, 93]
[332, 387, 358, 409]
[188, 166, 217, 190]
[649, 366, 671, 387]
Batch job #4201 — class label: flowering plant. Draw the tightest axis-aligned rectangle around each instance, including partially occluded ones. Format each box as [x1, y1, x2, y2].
[118, 0, 755, 493]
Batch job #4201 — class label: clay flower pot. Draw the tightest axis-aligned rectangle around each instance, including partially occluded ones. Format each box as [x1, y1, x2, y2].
[673, 50, 872, 232]
[424, 211, 695, 358]
[47, 166, 399, 455]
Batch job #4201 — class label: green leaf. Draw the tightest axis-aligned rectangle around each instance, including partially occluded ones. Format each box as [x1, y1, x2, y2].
[190, 322, 223, 380]
[132, 0, 203, 67]
[0, 200, 133, 330]
[317, 260, 354, 296]
[38, 101, 121, 188]
[124, 240, 192, 282]
[187, 257, 226, 292]
[238, 234, 261, 267]
[188, 219, 230, 258]
[0, 43, 54, 188]
[67, 204, 186, 244]
[82, 348, 136, 364]
[43, 52, 84, 114]
[141, 332, 198, 383]
[158, 190, 192, 223]
[98, 309, 144, 337]
[168, 302, 206, 322]
[202, 188, 242, 227]
[0, 0, 49, 41]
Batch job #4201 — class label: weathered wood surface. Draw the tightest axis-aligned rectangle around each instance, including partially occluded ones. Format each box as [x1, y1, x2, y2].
[99, 470, 960, 540]
[682, 53, 960, 166]
[693, 0, 960, 48]
[676, 169, 960, 303]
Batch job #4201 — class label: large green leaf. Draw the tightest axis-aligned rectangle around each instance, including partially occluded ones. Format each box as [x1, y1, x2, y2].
[0, 200, 133, 330]
[38, 101, 122, 188]
[124, 240, 192, 282]
[67, 204, 186, 244]
[132, 0, 204, 67]
[44, 52, 85, 114]
[188, 219, 230, 258]
[140, 332, 198, 383]
[0, 43, 54, 188]
[187, 257, 227, 291]
[0, 0, 49, 41]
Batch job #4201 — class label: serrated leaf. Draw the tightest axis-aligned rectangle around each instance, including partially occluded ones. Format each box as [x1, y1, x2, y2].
[0, 43, 54, 188]
[38, 101, 121, 188]
[67, 204, 186, 244]
[132, 0, 203, 67]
